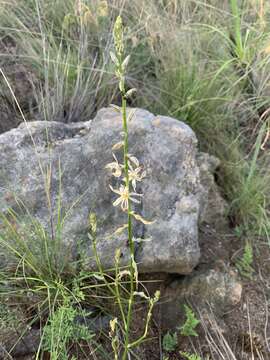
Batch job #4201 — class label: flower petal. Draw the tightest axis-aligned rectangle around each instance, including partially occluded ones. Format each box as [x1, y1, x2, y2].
[112, 141, 124, 150]
[131, 212, 155, 225]
[128, 154, 139, 167]
[113, 198, 122, 207]
[129, 197, 141, 204]
[113, 224, 128, 235]
[109, 185, 121, 195]
[132, 179, 136, 191]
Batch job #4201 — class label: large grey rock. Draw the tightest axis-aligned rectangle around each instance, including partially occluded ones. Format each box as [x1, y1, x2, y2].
[0, 107, 216, 274]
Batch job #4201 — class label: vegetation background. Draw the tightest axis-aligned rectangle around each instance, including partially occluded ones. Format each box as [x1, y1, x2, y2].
[0, 0, 270, 359]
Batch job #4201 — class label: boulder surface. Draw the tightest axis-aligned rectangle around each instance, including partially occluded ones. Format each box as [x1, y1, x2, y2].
[0, 107, 217, 274]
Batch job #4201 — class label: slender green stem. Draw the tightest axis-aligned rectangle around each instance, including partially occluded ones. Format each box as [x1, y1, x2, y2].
[114, 250, 128, 329]
[122, 95, 134, 256]
[121, 89, 135, 360]
[128, 301, 154, 349]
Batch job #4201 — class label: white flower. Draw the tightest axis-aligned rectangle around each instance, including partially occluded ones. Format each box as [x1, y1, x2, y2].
[109, 184, 142, 211]
[128, 161, 146, 191]
[128, 154, 140, 167]
[105, 153, 123, 178]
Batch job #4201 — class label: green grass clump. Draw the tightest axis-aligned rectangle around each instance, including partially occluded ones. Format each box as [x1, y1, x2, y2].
[0, 0, 117, 124]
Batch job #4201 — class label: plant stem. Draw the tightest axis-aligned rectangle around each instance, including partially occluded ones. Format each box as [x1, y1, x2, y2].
[121, 84, 135, 360]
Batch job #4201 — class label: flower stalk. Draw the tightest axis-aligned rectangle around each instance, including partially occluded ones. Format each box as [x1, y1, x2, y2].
[105, 15, 159, 360]
[111, 16, 135, 359]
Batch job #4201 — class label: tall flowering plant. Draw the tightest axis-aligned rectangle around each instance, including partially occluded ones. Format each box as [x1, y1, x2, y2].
[90, 16, 159, 360]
